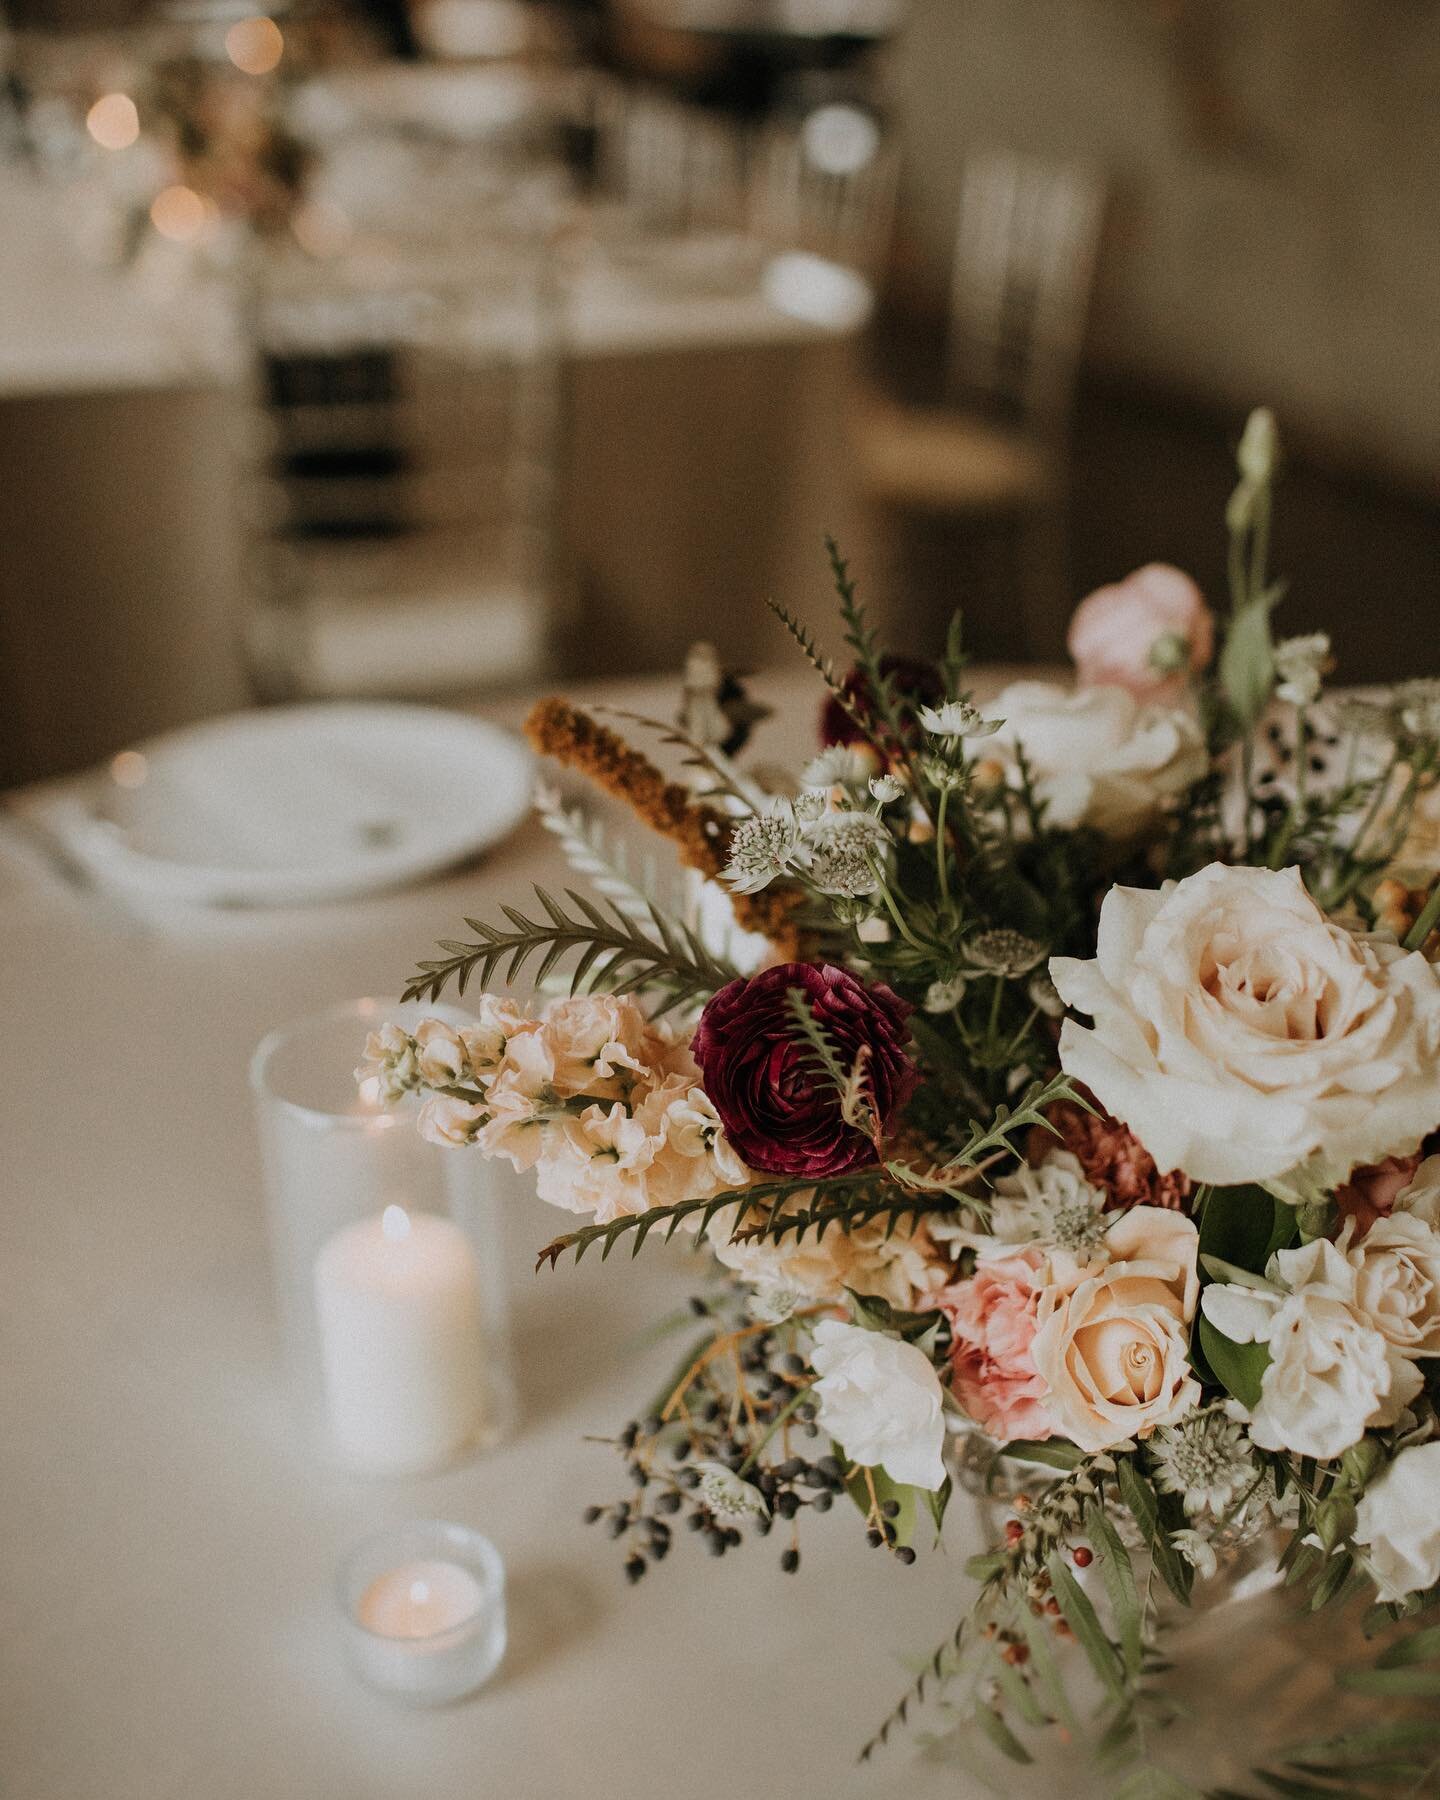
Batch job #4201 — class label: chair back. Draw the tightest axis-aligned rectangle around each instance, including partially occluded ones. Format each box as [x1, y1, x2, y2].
[946, 148, 1104, 432]
[750, 105, 898, 277]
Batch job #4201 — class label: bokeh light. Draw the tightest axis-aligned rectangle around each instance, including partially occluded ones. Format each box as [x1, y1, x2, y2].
[801, 104, 881, 178]
[149, 185, 211, 243]
[85, 93, 140, 151]
[225, 16, 284, 76]
[109, 750, 149, 789]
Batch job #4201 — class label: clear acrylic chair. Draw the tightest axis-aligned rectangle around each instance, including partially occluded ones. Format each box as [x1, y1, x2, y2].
[855, 148, 1104, 652]
[240, 215, 563, 702]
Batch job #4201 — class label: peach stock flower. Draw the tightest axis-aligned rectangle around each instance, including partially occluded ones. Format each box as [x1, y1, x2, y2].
[1067, 564, 1214, 701]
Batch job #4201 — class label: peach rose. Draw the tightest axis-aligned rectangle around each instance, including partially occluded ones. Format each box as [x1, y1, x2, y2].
[1030, 1207, 1201, 1452]
[1067, 564, 1214, 701]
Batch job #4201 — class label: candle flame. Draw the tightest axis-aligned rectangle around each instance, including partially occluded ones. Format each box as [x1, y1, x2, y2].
[381, 1204, 411, 1243]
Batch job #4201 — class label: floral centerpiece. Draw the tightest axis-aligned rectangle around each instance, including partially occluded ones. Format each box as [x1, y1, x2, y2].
[366, 412, 1440, 1794]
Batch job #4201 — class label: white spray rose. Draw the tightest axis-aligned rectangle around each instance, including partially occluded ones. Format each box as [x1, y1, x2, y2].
[1201, 1240, 1422, 1460]
[987, 680, 1206, 838]
[1340, 1213, 1440, 1358]
[809, 1318, 947, 1491]
[1051, 863, 1440, 1187]
[1353, 1441, 1440, 1601]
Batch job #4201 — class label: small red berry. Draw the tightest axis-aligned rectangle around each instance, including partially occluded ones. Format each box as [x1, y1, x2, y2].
[1005, 1520, 1024, 1543]
[1072, 1545, 1093, 1568]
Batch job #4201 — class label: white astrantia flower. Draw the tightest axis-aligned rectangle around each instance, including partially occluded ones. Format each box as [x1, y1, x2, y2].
[1147, 1405, 1263, 1521]
[746, 1285, 804, 1325]
[1273, 633, 1330, 707]
[1201, 1239, 1423, 1460]
[1051, 863, 1440, 1188]
[987, 1151, 1109, 1256]
[801, 745, 872, 791]
[693, 1461, 769, 1520]
[917, 700, 1002, 739]
[721, 800, 801, 894]
[805, 811, 889, 898]
[809, 1317, 947, 1491]
[924, 975, 967, 1013]
[964, 928, 1045, 978]
[1027, 970, 1065, 1018]
[869, 772, 905, 804]
[1353, 1440, 1440, 1601]
[792, 789, 827, 824]
[1170, 1529, 1218, 1581]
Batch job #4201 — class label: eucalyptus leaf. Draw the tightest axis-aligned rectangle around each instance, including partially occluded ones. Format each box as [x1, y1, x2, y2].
[1046, 1551, 1127, 1701]
[973, 1702, 1033, 1764]
[1086, 1501, 1143, 1675]
[1116, 1459, 1193, 1605]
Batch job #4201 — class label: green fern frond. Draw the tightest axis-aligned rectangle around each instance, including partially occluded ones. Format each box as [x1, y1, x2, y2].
[403, 885, 739, 1015]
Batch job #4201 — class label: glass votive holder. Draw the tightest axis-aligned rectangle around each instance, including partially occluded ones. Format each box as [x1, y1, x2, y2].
[252, 997, 518, 1476]
[338, 1520, 507, 1706]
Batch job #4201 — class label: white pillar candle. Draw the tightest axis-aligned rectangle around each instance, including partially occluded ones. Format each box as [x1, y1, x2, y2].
[313, 1204, 486, 1474]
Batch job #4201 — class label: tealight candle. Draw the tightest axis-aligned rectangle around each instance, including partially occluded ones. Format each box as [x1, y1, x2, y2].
[339, 1521, 506, 1705]
[313, 1203, 487, 1475]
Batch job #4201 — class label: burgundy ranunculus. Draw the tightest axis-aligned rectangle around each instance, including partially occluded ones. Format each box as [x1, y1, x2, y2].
[692, 962, 918, 1178]
[820, 656, 944, 752]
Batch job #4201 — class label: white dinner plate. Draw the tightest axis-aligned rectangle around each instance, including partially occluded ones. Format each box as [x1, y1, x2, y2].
[43, 703, 533, 907]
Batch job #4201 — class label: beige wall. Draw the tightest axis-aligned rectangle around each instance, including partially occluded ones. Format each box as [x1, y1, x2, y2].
[888, 0, 1440, 495]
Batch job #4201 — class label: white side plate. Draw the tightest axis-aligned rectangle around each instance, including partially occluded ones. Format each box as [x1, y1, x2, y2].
[43, 702, 533, 907]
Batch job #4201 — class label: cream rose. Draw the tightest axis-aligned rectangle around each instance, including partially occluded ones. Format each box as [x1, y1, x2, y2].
[1051, 863, 1440, 1187]
[1354, 1441, 1440, 1601]
[1201, 1240, 1422, 1460]
[1029, 1206, 1202, 1452]
[1340, 1213, 1440, 1358]
[987, 680, 1207, 838]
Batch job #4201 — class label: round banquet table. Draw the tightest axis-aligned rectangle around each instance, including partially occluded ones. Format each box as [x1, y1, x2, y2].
[0, 668, 1366, 1800]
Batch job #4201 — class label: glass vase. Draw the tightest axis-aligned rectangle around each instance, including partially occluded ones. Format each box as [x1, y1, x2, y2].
[251, 997, 517, 1475]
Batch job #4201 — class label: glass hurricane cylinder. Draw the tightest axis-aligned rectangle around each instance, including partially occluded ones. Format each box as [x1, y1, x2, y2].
[252, 997, 516, 1474]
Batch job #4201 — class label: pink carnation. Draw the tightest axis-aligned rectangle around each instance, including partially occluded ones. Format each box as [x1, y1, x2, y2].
[1067, 564, 1213, 702]
[939, 1250, 1057, 1443]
